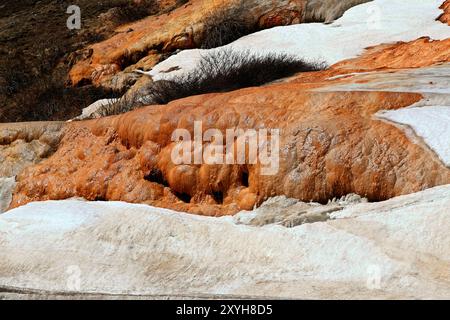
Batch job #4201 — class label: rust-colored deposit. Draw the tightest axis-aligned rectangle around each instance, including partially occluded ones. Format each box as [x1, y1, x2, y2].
[438, 0, 450, 25]
[10, 88, 450, 216]
[69, 0, 307, 86]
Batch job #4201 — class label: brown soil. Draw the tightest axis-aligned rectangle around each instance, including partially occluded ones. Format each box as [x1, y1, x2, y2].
[0, 0, 185, 122]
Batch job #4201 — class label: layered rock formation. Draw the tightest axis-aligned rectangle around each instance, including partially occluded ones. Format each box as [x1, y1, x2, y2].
[68, 0, 304, 87]
[233, 193, 367, 227]
[328, 37, 450, 72]
[2, 185, 450, 299]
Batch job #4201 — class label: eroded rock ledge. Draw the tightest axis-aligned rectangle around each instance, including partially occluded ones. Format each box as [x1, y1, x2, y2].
[9, 32, 450, 216]
[0, 122, 65, 177]
[438, 0, 450, 25]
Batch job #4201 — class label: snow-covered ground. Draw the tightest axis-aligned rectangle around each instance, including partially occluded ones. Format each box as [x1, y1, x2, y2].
[1, 184, 450, 299]
[149, 0, 450, 81]
[378, 105, 450, 167]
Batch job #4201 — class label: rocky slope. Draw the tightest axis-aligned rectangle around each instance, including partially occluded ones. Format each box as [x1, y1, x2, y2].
[439, 0, 450, 24]
[1, 0, 450, 300]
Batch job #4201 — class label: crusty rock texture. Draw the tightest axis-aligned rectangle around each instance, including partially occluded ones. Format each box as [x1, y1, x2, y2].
[68, 0, 305, 87]
[329, 37, 450, 72]
[10, 33, 450, 216]
[0, 122, 65, 178]
[10, 90, 450, 216]
[234, 194, 367, 227]
[304, 0, 371, 23]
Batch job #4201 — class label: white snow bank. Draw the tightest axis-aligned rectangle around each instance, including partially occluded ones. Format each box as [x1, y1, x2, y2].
[69, 98, 119, 121]
[2, 184, 450, 299]
[149, 0, 450, 81]
[378, 106, 450, 167]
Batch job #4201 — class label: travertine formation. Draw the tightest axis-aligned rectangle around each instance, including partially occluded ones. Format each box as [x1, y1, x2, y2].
[2, 0, 450, 301]
[0, 122, 65, 212]
[328, 37, 450, 72]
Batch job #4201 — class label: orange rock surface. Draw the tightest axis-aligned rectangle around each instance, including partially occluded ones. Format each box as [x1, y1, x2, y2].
[69, 0, 307, 86]
[68, 0, 448, 88]
[11, 88, 450, 216]
[438, 0, 450, 25]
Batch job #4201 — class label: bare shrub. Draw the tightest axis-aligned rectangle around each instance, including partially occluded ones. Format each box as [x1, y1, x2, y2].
[200, 2, 257, 49]
[99, 49, 327, 116]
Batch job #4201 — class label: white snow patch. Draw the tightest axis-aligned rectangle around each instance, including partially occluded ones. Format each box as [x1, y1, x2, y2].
[149, 0, 450, 81]
[378, 106, 450, 166]
[2, 184, 450, 298]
